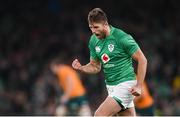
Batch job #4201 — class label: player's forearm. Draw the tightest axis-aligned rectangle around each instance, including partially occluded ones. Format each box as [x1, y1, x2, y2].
[79, 62, 101, 74]
[136, 57, 147, 86]
[64, 78, 73, 98]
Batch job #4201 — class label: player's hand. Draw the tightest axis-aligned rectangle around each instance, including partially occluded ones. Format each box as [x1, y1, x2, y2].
[72, 59, 82, 70]
[129, 84, 142, 96]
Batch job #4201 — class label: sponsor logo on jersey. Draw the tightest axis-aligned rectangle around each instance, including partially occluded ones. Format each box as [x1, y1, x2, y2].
[95, 46, 101, 53]
[108, 44, 114, 52]
[104, 64, 115, 68]
[101, 53, 110, 63]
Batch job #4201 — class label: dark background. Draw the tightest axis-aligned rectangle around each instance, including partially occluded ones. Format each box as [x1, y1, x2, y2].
[0, 0, 180, 115]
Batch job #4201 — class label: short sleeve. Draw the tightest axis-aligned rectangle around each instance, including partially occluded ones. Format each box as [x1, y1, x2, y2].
[119, 34, 139, 56]
[88, 37, 99, 60]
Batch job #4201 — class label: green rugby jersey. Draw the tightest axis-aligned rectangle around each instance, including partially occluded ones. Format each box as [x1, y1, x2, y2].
[88, 26, 139, 85]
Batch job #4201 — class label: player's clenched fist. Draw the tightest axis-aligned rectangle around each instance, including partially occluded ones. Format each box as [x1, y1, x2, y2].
[72, 59, 82, 70]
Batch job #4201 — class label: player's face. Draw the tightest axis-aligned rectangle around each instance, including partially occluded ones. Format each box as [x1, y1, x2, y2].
[89, 22, 107, 39]
[50, 64, 58, 73]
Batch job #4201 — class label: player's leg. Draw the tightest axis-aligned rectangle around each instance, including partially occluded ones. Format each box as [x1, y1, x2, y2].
[116, 107, 136, 116]
[76, 95, 92, 116]
[55, 104, 67, 116]
[78, 104, 92, 116]
[107, 80, 137, 116]
[94, 96, 122, 116]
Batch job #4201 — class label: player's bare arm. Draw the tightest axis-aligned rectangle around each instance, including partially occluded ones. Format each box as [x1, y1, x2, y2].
[130, 48, 147, 96]
[72, 58, 101, 74]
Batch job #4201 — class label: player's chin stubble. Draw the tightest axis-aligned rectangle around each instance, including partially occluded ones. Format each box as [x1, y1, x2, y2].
[96, 32, 106, 39]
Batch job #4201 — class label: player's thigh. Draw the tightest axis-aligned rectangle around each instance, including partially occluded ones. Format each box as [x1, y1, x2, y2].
[117, 107, 136, 116]
[94, 96, 121, 116]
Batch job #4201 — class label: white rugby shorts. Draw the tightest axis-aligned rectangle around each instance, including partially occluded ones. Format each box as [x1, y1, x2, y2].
[106, 80, 137, 109]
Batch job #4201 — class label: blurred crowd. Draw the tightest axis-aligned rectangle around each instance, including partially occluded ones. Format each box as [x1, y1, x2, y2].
[0, 0, 179, 115]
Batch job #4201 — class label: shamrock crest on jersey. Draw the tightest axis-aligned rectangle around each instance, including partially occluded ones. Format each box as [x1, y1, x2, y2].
[108, 44, 114, 52]
[101, 53, 110, 63]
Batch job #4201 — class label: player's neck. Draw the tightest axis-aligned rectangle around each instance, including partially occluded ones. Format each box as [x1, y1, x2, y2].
[105, 25, 111, 37]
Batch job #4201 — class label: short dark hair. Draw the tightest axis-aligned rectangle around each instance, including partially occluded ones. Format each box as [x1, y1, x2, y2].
[88, 8, 108, 24]
[51, 59, 62, 65]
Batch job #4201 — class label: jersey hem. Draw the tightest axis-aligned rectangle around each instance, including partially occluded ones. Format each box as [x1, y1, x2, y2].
[105, 77, 136, 85]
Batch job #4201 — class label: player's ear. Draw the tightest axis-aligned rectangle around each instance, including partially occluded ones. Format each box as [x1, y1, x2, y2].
[103, 22, 109, 29]
[104, 21, 108, 26]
